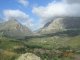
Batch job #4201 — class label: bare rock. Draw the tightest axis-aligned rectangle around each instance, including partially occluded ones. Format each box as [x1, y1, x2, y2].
[16, 53, 41, 60]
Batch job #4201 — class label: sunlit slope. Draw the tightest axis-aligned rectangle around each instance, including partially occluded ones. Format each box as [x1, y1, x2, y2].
[0, 19, 32, 39]
[40, 17, 80, 34]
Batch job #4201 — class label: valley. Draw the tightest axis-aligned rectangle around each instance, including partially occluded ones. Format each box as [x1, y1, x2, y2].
[0, 17, 80, 60]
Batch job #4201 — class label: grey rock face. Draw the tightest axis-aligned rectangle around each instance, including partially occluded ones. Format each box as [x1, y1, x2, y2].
[40, 17, 80, 34]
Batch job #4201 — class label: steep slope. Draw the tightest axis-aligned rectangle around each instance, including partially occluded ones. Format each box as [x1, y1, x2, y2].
[40, 17, 80, 34]
[0, 19, 32, 39]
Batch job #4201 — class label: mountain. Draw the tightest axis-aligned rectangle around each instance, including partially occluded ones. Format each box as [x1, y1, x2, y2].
[0, 19, 32, 39]
[39, 17, 80, 34]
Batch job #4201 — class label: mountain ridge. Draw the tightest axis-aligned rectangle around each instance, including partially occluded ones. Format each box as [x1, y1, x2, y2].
[39, 17, 80, 34]
[0, 19, 32, 39]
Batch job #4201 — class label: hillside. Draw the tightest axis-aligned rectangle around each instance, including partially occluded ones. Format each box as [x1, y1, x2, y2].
[0, 34, 80, 60]
[0, 19, 32, 39]
[40, 17, 80, 34]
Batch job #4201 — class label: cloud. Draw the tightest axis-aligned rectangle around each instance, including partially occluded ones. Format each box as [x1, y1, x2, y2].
[32, 0, 80, 24]
[33, 2, 66, 19]
[3, 9, 29, 19]
[63, 0, 80, 4]
[3, 9, 32, 27]
[18, 0, 29, 6]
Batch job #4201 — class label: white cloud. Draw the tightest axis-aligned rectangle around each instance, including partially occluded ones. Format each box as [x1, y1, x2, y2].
[33, 2, 67, 19]
[3, 9, 29, 19]
[18, 0, 29, 6]
[3, 9, 32, 28]
[32, 0, 80, 24]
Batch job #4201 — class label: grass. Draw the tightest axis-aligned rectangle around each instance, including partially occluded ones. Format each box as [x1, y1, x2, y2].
[24, 36, 80, 49]
[0, 35, 80, 60]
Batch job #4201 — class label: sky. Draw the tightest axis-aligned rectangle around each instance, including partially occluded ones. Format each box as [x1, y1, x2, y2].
[0, 0, 80, 31]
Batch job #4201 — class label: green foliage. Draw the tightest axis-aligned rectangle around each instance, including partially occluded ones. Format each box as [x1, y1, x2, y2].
[0, 35, 80, 60]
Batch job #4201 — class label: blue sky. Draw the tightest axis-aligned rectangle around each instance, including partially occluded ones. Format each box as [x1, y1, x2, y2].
[0, 0, 54, 30]
[0, 0, 80, 30]
[0, 0, 53, 19]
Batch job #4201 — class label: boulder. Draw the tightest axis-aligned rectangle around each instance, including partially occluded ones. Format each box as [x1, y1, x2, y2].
[17, 53, 41, 60]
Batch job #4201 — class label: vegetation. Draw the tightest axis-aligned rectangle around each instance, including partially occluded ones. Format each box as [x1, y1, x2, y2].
[0, 34, 80, 60]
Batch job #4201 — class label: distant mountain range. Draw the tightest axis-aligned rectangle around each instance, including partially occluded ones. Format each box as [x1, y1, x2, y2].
[0, 17, 80, 39]
[0, 19, 32, 39]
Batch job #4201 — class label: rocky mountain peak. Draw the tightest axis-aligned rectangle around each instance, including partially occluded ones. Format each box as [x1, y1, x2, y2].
[0, 19, 32, 39]
[39, 17, 80, 34]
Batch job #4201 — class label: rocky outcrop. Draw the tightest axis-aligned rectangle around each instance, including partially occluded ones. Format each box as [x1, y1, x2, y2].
[16, 53, 41, 60]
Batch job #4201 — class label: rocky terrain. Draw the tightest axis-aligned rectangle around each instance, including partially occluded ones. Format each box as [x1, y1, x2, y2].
[17, 53, 41, 60]
[0, 19, 32, 39]
[40, 17, 80, 34]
